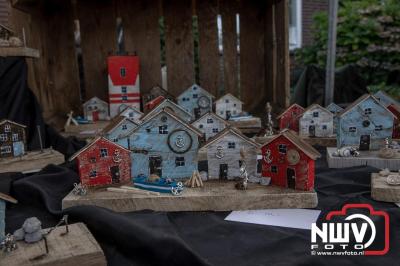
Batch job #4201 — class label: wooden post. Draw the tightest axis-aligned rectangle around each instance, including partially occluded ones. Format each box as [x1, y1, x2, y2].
[324, 0, 339, 106]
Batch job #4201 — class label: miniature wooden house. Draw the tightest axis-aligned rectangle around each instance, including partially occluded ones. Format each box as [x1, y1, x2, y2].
[0, 192, 17, 241]
[83, 96, 109, 121]
[299, 104, 334, 138]
[326, 102, 343, 134]
[261, 130, 321, 191]
[102, 116, 138, 148]
[374, 90, 399, 108]
[177, 84, 214, 120]
[191, 112, 230, 140]
[200, 127, 260, 181]
[215, 93, 243, 120]
[387, 103, 400, 139]
[143, 85, 175, 109]
[144, 96, 165, 112]
[70, 137, 131, 187]
[141, 98, 193, 123]
[337, 94, 395, 150]
[123, 109, 202, 180]
[118, 105, 143, 123]
[108, 55, 140, 118]
[0, 119, 26, 158]
[276, 104, 305, 132]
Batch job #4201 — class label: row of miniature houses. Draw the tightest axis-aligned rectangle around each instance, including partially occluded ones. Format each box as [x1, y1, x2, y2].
[277, 91, 400, 150]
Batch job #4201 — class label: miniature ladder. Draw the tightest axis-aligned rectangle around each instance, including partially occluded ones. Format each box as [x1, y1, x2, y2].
[185, 170, 204, 188]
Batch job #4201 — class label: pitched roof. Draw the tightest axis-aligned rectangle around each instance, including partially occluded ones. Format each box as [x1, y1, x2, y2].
[102, 116, 138, 134]
[177, 83, 215, 99]
[69, 137, 130, 161]
[326, 102, 344, 112]
[215, 93, 243, 104]
[107, 55, 139, 86]
[301, 103, 333, 118]
[261, 129, 321, 160]
[141, 98, 193, 121]
[0, 119, 26, 128]
[0, 192, 17, 204]
[0, 23, 14, 34]
[338, 94, 395, 118]
[276, 103, 304, 119]
[201, 126, 260, 149]
[118, 105, 143, 116]
[191, 112, 231, 127]
[83, 96, 108, 107]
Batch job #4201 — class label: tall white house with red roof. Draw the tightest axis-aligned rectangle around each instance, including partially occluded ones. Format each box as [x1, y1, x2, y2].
[108, 55, 141, 117]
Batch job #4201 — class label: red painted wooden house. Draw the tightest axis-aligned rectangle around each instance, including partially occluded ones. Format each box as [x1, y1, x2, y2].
[261, 130, 320, 191]
[108, 55, 140, 118]
[70, 137, 131, 187]
[276, 103, 304, 132]
[387, 103, 400, 138]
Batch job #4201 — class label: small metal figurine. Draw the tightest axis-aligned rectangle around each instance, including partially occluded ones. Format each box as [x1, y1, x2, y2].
[72, 183, 87, 196]
[264, 102, 274, 137]
[0, 234, 17, 253]
[235, 148, 249, 190]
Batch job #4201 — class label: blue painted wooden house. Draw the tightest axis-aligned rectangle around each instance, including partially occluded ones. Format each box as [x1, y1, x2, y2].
[326, 103, 344, 134]
[102, 116, 139, 148]
[337, 94, 395, 150]
[177, 84, 214, 120]
[0, 193, 17, 242]
[123, 109, 203, 180]
[374, 90, 399, 108]
[142, 98, 193, 123]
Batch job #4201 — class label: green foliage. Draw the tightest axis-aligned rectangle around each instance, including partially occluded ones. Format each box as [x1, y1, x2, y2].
[295, 0, 400, 93]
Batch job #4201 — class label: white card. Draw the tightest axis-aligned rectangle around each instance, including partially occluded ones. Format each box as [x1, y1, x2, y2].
[395, 203, 400, 207]
[225, 209, 321, 230]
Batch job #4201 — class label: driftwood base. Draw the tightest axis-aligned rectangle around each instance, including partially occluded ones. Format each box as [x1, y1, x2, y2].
[371, 173, 400, 203]
[0, 47, 40, 58]
[0, 223, 106, 266]
[0, 149, 65, 174]
[326, 147, 400, 170]
[62, 181, 318, 212]
[229, 117, 262, 134]
[63, 121, 109, 139]
[301, 136, 336, 147]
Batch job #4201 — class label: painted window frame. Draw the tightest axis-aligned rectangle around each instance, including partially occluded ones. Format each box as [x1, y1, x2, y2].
[175, 157, 185, 167]
[100, 148, 108, 157]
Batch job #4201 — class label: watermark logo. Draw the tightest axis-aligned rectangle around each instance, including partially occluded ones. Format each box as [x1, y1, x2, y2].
[311, 204, 389, 256]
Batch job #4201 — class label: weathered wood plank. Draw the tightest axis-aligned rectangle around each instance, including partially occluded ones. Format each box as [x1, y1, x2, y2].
[240, 0, 266, 112]
[62, 181, 318, 211]
[118, 0, 161, 95]
[164, 0, 195, 96]
[220, 0, 238, 96]
[371, 173, 400, 203]
[196, 0, 219, 96]
[77, 0, 117, 102]
[265, 1, 276, 103]
[0, 47, 39, 58]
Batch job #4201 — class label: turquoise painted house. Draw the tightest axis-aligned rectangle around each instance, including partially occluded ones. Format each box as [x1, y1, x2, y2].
[102, 116, 139, 148]
[326, 103, 344, 134]
[123, 109, 203, 180]
[177, 84, 214, 120]
[337, 94, 395, 150]
[141, 98, 193, 123]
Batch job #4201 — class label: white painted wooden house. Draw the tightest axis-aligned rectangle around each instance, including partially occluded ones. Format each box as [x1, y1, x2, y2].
[83, 96, 109, 121]
[191, 112, 230, 140]
[215, 93, 243, 120]
[177, 84, 214, 120]
[141, 98, 193, 123]
[299, 104, 334, 138]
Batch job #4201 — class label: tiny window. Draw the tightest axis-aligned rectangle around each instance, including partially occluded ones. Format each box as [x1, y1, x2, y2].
[4, 124, 10, 132]
[146, 128, 151, 133]
[120, 67, 126, 77]
[0, 146, 11, 154]
[199, 124, 204, 129]
[122, 124, 128, 130]
[129, 112, 134, 118]
[239, 160, 243, 167]
[365, 108, 372, 115]
[278, 144, 287, 154]
[257, 159, 262, 173]
[212, 128, 219, 133]
[193, 86, 197, 90]
[12, 133, 18, 141]
[121, 86, 127, 93]
[375, 125, 383, 131]
[161, 116, 168, 122]
[271, 165, 278, 173]
[193, 94, 198, 98]
[90, 157, 96, 163]
[228, 142, 235, 149]
[100, 148, 108, 157]
[207, 118, 213, 124]
[322, 125, 327, 130]
[113, 138, 118, 142]
[175, 157, 185, 166]
[220, 112, 223, 115]
[159, 125, 168, 134]
[349, 127, 357, 132]
[122, 96, 128, 101]
[94, 106, 98, 110]
[0, 134, 7, 141]
[313, 112, 319, 118]
[88, 106, 93, 111]
[233, 103, 237, 107]
[225, 99, 229, 103]
[89, 170, 97, 178]
[233, 110, 237, 115]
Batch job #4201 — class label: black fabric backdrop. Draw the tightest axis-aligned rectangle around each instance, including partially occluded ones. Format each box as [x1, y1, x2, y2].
[1, 58, 399, 266]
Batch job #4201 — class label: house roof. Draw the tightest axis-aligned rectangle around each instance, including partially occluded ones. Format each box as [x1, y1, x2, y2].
[0, 192, 17, 204]
[201, 126, 260, 149]
[107, 55, 139, 86]
[102, 116, 138, 134]
[69, 137, 130, 161]
[0, 23, 14, 34]
[326, 102, 343, 112]
[177, 83, 215, 99]
[261, 129, 321, 160]
[0, 119, 26, 128]
[191, 112, 231, 127]
[128, 108, 203, 138]
[118, 105, 143, 116]
[337, 94, 395, 118]
[276, 103, 304, 119]
[141, 98, 193, 121]
[300, 103, 333, 118]
[83, 96, 108, 107]
[215, 93, 243, 104]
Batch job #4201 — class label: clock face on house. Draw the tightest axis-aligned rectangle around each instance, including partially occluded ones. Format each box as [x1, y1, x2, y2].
[287, 149, 300, 165]
[198, 96, 210, 108]
[167, 129, 193, 154]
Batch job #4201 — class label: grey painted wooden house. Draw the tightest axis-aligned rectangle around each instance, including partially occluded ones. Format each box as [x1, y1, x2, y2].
[142, 98, 193, 123]
[123, 109, 203, 180]
[215, 93, 243, 120]
[299, 104, 334, 138]
[177, 84, 214, 120]
[200, 127, 260, 181]
[326, 103, 343, 134]
[374, 90, 399, 108]
[118, 105, 143, 123]
[83, 96, 109, 121]
[191, 112, 230, 141]
[337, 94, 395, 150]
[102, 116, 139, 148]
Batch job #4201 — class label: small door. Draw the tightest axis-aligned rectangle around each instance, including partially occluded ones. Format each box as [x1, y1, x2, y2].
[359, 135, 370, 151]
[219, 164, 228, 180]
[309, 125, 315, 137]
[12, 142, 24, 157]
[194, 108, 201, 119]
[286, 168, 296, 189]
[92, 111, 99, 122]
[149, 156, 162, 177]
[110, 166, 120, 184]
[226, 110, 232, 120]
